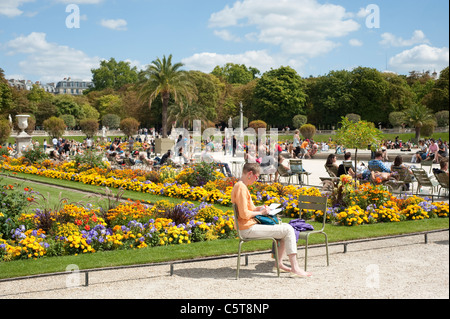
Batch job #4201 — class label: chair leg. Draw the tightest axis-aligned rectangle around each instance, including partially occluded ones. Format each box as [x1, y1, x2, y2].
[323, 232, 329, 266]
[304, 236, 309, 271]
[273, 239, 280, 277]
[237, 241, 243, 280]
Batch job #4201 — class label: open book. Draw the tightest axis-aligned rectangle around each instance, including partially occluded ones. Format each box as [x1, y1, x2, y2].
[268, 203, 283, 216]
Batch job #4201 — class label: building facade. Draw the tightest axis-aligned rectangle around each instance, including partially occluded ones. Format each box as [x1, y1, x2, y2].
[7, 77, 93, 95]
[54, 78, 93, 95]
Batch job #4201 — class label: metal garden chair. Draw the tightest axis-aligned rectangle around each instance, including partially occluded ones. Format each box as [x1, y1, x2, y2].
[411, 168, 439, 195]
[420, 160, 434, 174]
[233, 204, 280, 279]
[433, 171, 449, 197]
[290, 159, 311, 186]
[297, 195, 329, 271]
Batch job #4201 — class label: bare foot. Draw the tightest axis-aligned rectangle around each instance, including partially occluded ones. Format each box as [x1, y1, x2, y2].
[277, 264, 291, 272]
[290, 271, 312, 278]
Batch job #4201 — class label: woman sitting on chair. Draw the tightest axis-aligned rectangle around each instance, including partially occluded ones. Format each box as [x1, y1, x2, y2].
[231, 163, 312, 278]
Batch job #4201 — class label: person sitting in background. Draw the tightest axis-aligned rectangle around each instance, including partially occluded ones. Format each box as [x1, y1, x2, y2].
[201, 147, 233, 177]
[437, 139, 448, 161]
[425, 139, 439, 163]
[414, 140, 428, 163]
[371, 171, 397, 183]
[337, 152, 356, 178]
[433, 158, 449, 178]
[368, 151, 391, 173]
[392, 155, 414, 190]
[159, 150, 173, 166]
[325, 154, 339, 176]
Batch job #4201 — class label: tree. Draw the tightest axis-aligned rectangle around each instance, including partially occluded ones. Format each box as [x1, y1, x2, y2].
[389, 111, 406, 128]
[0, 119, 12, 145]
[120, 117, 140, 138]
[306, 70, 354, 127]
[43, 117, 66, 139]
[254, 66, 307, 128]
[60, 114, 76, 130]
[53, 95, 83, 120]
[403, 104, 434, 142]
[349, 67, 390, 124]
[102, 114, 121, 130]
[422, 67, 449, 112]
[94, 94, 123, 119]
[435, 110, 449, 128]
[168, 102, 207, 130]
[299, 124, 316, 140]
[335, 117, 383, 188]
[79, 119, 99, 139]
[138, 54, 195, 138]
[292, 115, 307, 129]
[248, 120, 267, 130]
[91, 58, 139, 91]
[211, 63, 260, 85]
[0, 68, 14, 117]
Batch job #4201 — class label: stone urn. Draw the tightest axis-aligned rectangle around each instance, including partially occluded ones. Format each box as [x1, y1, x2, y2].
[15, 114, 32, 156]
[17, 115, 30, 136]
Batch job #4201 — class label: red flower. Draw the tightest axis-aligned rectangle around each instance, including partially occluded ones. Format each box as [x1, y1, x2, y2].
[85, 225, 90, 231]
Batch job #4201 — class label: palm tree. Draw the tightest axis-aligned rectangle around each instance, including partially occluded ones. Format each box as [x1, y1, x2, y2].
[138, 54, 195, 138]
[403, 104, 435, 142]
[168, 101, 207, 130]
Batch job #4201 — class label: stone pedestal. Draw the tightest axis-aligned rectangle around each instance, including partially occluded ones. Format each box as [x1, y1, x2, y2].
[15, 133, 32, 156]
[155, 138, 175, 155]
[15, 115, 32, 157]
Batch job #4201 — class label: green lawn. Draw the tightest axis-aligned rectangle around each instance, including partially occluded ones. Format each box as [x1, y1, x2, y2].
[0, 171, 448, 279]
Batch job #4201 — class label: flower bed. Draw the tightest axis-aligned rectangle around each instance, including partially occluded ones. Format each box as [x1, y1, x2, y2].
[0, 182, 236, 262]
[0, 158, 448, 262]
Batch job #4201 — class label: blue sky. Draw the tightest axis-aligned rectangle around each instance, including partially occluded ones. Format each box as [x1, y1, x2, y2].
[1, 0, 448, 83]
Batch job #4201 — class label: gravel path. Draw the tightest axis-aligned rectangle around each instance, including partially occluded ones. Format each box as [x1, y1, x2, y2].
[1, 230, 448, 299]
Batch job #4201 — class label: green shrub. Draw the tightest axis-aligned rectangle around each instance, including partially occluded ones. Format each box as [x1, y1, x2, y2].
[293, 115, 307, 129]
[299, 124, 317, 140]
[74, 150, 108, 171]
[22, 147, 48, 163]
[0, 183, 34, 239]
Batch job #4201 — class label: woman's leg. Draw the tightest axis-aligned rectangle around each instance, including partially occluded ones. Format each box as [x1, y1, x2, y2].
[241, 224, 311, 276]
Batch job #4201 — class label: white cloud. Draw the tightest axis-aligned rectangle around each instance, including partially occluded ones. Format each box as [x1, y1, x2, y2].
[349, 39, 363, 47]
[389, 44, 449, 73]
[54, 0, 104, 4]
[380, 30, 430, 47]
[213, 30, 241, 42]
[0, 0, 34, 17]
[356, 7, 371, 18]
[100, 19, 127, 31]
[182, 50, 305, 74]
[209, 0, 360, 57]
[5, 32, 100, 83]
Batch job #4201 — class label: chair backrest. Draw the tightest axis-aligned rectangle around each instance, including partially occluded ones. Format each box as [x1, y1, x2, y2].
[290, 159, 303, 174]
[342, 161, 354, 175]
[434, 172, 449, 188]
[391, 166, 413, 183]
[298, 195, 328, 231]
[232, 204, 244, 240]
[411, 168, 434, 187]
[421, 160, 434, 173]
[324, 164, 337, 177]
[277, 163, 290, 176]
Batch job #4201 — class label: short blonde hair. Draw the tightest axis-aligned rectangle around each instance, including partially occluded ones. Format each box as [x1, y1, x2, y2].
[242, 163, 260, 175]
